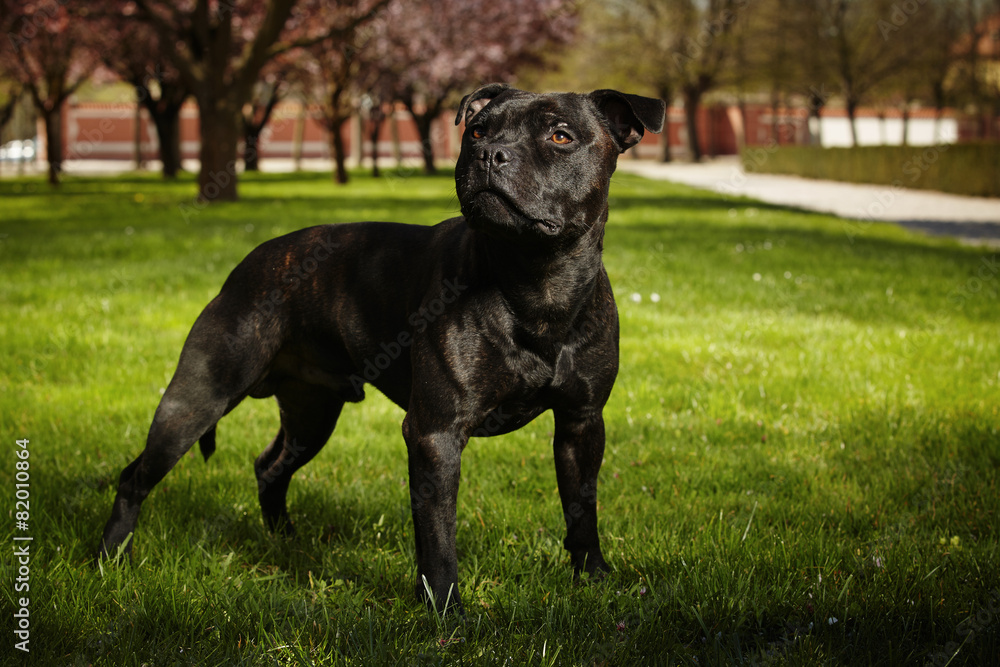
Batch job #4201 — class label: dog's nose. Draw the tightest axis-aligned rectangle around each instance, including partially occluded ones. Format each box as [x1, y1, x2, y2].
[478, 146, 513, 168]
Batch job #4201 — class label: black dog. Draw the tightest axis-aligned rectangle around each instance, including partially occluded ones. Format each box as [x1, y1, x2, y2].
[98, 83, 664, 613]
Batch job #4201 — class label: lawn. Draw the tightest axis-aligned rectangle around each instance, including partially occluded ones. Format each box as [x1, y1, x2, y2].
[1, 168, 998, 666]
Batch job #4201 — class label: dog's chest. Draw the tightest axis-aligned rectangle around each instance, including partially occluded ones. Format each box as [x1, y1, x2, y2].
[470, 350, 583, 437]
[491, 337, 586, 406]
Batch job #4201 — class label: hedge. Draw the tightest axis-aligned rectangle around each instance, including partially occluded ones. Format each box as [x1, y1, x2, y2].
[741, 143, 1000, 198]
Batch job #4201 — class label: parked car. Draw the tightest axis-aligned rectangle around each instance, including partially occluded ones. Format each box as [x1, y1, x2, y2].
[0, 139, 36, 161]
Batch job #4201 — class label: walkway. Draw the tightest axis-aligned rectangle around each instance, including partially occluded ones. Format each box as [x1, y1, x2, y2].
[617, 157, 1000, 246]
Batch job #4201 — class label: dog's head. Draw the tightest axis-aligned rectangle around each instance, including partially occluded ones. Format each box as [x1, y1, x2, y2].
[454, 84, 664, 244]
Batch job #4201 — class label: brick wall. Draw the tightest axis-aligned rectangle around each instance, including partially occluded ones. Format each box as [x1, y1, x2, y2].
[49, 99, 978, 167]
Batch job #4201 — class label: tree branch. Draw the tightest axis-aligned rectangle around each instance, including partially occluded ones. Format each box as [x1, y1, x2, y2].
[235, 0, 298, 94]
[132, 0, 201, 87]
[266, 0, 393, 59]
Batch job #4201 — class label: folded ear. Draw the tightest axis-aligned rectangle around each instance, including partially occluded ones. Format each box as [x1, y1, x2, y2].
[589, 90, 666, 153]
[455, 83, 512, 126]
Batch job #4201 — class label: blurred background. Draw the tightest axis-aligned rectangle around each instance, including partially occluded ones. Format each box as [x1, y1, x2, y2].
[1, 0, 998, 198]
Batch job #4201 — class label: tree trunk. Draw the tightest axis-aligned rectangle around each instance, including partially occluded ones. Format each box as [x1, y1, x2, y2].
[390, 112, 403, 167]
[150, 108, 182, 179]
[197, 101, 241, 202]
[660, 122, 673, 163]
[242, 92, 280, 173]
[330, 116, 349, 185]
[369, 104, 384, 178]
[370, 120, 381, 178]
[682, 88, 703, 162]
[846, 98, 859, 147]
[43, 106, 62, 185]
[292, 102, 305, 171]
[412, 112, 437, 175]
[770, 90, 780, 144]
[656, 84, 672, 163]
[244, 129, 261, 172]
[901, 106, 911, 147]
[807, 89, 825, 146]
[401, 94, 444, 175]
[135, 80, 187, 179]
[134, 102, 145, 170]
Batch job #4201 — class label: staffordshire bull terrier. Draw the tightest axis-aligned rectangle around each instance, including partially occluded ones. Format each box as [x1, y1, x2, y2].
[98, 83, 665, 613]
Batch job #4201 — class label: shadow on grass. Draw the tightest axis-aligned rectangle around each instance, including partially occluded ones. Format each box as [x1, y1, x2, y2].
[35, 409, 1000, 665]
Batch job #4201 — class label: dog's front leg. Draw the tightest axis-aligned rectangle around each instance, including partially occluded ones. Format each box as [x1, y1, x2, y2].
[402, 417, 466, 615]
[553, 410, 611, 579]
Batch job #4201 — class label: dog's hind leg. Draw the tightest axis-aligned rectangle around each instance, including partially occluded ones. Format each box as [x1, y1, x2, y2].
[98, 297, 278, 561]
[98, 379, 236, 560]
[255, 382, 343, 536]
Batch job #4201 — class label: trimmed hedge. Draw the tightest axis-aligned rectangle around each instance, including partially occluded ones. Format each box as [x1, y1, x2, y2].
[742, 143, 1000, 198]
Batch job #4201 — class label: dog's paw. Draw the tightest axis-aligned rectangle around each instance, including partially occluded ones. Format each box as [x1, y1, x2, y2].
[94, 534, 134, 569]
[571, 551, 611, 584]
[416, 577, 466, 619]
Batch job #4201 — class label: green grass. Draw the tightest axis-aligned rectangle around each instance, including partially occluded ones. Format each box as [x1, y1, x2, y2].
[1, 169, 998, 666]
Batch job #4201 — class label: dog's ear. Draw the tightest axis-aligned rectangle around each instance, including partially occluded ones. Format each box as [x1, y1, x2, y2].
[589, 90, 666, 153]
[456, 83, 511, 126]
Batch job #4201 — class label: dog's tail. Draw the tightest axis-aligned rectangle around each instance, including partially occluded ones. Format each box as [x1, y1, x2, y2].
[199, 426, 217, 462]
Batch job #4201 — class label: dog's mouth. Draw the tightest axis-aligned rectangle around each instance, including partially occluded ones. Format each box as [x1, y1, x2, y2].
[464, 189, 562, 237]
[534, 218, 561, 236]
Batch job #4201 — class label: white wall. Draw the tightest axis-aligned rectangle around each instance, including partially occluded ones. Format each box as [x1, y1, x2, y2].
[816, 116, 958, 147]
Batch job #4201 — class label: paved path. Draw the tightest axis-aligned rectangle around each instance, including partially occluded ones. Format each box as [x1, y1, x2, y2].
[617, 158, 1000, 246]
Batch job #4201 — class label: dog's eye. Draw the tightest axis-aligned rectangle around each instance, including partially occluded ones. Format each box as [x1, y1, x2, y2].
[470, 127, 485, 140]
[550, 130, 573, 145]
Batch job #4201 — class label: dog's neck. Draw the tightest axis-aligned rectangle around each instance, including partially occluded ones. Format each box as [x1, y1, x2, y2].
[472, 212, 608, 337]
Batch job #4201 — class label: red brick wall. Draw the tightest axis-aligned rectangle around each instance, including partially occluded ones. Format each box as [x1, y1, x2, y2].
[55, 100, 990, 165]
[62, 101, 459, 163]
